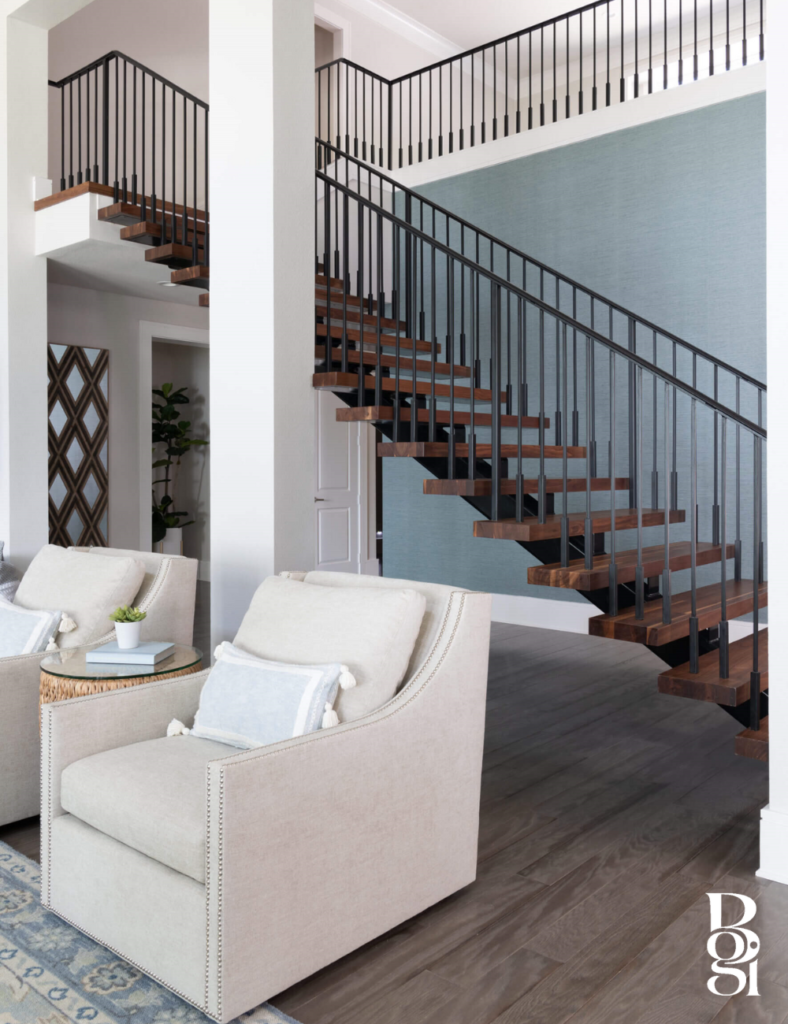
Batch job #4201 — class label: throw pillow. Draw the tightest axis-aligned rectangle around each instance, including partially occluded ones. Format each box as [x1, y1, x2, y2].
[233, 576, 426, 722]
[186, 644, 342, 749]
[0, 595, 62, 657]
[14, 545, 146, 649]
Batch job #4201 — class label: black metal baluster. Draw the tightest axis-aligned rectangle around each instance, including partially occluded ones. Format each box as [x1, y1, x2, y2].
[662, 382, 672, 624]
[345, 64, 350, 153]
[505, 40, 510, 135]
[448, 259, 456, 477]
[482, 48, 486, 143]
[742, 0, 748, 65]
[493, 44, 498, 140]
[122, 60, 128, 200]
[652, 331, 659, 506]
[182, 95, 187, 246]
[689, 399, 699, 670]
[151, 77, 157, 225]
[709, 0, 715, 75]
[680, 0, 685, 83]
[469, 269, 477, 477]
[561, 323, 569, 566]
[635, 0, 640, 97]
[409, 78, 413, 164]
[749, 434, 762, 729]
[491, 283, 502, 520]
[113, 57, 119, 201]
[529, 34, 533, 129]
[555, 279, 562, 445]
[540, 28, 545, 126]
[567, 18, 571, 118]
[471, 54, 475, 146]
[552, 25, 557, 123]
[726, 0, 731, 69]
[438, 68, 442, 157]
[342, 190, 349, 375]
[584, 335, 593, 570]
[357, 201, 365, 406]
[192, 101, 197, 265]
[77, 74, 82, 185]
[59, 87, 66, 191]
[69, 80, 74, 188]
[593, 6, 598, 110]
[636, 368, 645, 619]
[735, 378, 741, 580]
[664, 0, 669, 88]
[538, 308, 546, 523]
[606, 0, 611, 106]
[517, 37, 521, 132]
[375, 211, 383, 407]
[712, 365, 720, 543]
[573, 289, 579, 445]
[429, 245, 437, 440]
[579, 11, 585, 113]
[694, 0, 699, 79]
[648, 0, 653, 94]
[609, 349, 617, 613]
[621, 0, 626, 101]
[719, 416, 729, 677]
[759, 0, 764, 60]
[161, 81, 166, 244]
[171, 87, 176, 246]
[516, 296, 524, 522]
[141, 73, 147, 221]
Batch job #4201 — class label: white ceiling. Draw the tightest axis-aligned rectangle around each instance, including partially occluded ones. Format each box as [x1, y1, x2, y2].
[381, 0, 600, 54]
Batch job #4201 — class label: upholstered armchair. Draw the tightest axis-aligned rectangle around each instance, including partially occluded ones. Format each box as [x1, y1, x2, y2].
[0, 547, 197, 827]
[41, 572, 492, 1023]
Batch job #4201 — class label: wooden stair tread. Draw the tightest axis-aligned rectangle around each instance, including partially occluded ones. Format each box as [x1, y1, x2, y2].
[337, 406, 547, 429]
[316, 323, 435, 354]
[120, 220, 203, 247]
[426, 477, 629, 497]
[315, 303, 407, 332]
[379, 442, 587, 459]
[735, 717, 768, 761]
[313, 372, 505, 403]
[171, 265, 209, 289]
[145, 243, 203, 268]
[588, 579, 767, 647]
[316, 322, 439, 354]
[100, 202, 207, 233]
[199, 294, 209, 307]
[658, 629, 768, 706]
[317, 347, 470, 378]
[315, 285, 382, 314]
[474, 508, 685, 543]
[528, 541, 734, 590]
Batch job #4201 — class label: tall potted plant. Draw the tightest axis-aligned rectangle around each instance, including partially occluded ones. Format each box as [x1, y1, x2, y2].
[152, 383, 209, 554]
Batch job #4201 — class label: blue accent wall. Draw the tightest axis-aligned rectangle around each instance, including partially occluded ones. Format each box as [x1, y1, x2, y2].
[383, 94, 766, 601]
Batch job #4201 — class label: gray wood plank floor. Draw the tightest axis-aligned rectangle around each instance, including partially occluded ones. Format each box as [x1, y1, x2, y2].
[1, 597, 780, 1023]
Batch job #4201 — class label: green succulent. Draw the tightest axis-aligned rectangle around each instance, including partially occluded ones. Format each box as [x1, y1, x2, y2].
[109, 605, 147, 624]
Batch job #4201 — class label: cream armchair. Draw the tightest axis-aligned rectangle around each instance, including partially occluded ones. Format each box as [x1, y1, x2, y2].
[41, 573, 492, 1023]
[0, 547, 197, 827]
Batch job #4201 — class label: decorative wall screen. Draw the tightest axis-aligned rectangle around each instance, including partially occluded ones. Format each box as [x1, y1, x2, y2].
[48, 344, 109, 547]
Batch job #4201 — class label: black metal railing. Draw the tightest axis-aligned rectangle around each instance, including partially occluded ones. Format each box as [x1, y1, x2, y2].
[316, 0, 765, 171]
[315, 139, 766, 732]
[49, 51, 209, 266]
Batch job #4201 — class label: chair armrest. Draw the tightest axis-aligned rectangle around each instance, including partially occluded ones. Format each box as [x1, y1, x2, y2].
[41, 667, 209, 821]
[203, 589, 492, 1021]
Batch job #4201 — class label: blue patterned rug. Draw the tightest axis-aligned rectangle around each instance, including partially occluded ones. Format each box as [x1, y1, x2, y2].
[0, 841, 301, 1024]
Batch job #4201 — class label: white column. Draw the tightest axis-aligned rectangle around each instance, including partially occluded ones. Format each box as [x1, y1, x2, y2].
[0, 14, 48, 570]
[760, 7, 788, 884]
[209, 0, 315, 646]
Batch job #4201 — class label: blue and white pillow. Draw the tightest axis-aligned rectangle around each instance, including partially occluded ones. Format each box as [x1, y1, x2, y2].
[0, 595, 62, 657]
[189, 643, 342, 749]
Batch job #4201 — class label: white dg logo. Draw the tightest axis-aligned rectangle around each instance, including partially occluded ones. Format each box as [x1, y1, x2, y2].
[706, 893, 760, 997]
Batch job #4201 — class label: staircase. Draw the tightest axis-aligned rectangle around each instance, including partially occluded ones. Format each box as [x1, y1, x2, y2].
[44, 4, 768, 761]
[313, 134, 768, 761]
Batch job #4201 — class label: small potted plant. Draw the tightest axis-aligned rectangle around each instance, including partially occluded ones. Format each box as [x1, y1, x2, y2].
[110, 606, 147, 650]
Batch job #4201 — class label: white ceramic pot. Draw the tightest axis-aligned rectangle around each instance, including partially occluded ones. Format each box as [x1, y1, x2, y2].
[161, 527, 183, 556]
[115, 621, 142, 650]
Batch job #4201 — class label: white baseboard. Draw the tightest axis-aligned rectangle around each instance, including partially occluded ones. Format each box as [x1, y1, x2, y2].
[198, 560, 211, 582]
[492, 592, 769, 639]
[757, 807, 788, 887]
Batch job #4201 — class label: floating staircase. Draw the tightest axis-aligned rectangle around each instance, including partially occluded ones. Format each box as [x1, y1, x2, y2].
[312, 139, 768, 761]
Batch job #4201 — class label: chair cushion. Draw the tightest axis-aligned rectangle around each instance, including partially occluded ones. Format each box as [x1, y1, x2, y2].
[14, 545, 146, 648]
[233, 576, 427, 722]
[0, 595, 61, 656]
[60, 735, 231, 883]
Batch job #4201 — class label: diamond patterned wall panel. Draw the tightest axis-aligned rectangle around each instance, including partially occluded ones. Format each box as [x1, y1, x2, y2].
[48, 344, 109, 547]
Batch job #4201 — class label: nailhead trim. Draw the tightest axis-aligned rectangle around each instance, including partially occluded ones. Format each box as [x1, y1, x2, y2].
[205, 766, 212, 1013]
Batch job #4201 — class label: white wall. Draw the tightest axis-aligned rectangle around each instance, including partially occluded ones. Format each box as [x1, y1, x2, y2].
[48, 282, 208, 551]
[316, 0, 440, 77]
[759, 2, 788, 885]
[151, 339, 210, 577]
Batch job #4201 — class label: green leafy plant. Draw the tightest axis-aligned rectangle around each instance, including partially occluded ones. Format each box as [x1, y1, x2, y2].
[152, 383, 209, 544]
[109, 605, 147, 623]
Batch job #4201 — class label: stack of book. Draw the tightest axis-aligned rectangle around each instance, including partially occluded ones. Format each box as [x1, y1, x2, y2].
[86, 641, 175, 666]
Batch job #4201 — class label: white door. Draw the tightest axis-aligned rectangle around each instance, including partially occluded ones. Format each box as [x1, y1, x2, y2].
[314, 391, 378, 574]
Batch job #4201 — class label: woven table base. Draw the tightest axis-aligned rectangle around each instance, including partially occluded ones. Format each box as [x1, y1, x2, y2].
[40, 662, 203, 705]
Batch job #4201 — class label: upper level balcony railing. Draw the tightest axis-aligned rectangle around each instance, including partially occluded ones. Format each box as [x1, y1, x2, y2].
[315, 0, 765, 172]
[49, 51, 209, 266]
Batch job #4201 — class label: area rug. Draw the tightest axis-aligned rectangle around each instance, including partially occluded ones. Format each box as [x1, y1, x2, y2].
[0, 841, 301, 1024]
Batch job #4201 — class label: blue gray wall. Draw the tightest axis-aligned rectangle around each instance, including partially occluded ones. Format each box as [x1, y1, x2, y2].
[383, 93, 766, 602]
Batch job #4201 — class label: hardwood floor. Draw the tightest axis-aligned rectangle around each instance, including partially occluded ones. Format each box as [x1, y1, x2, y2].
[1, 609, 779, 1023]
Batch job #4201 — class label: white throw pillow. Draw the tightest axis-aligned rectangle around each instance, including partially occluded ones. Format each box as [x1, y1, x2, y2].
[185, 644, 342, 749]
[14, 545, 146, 649]
[233, 576, 427, 722]
[0, 595, 61, 657]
